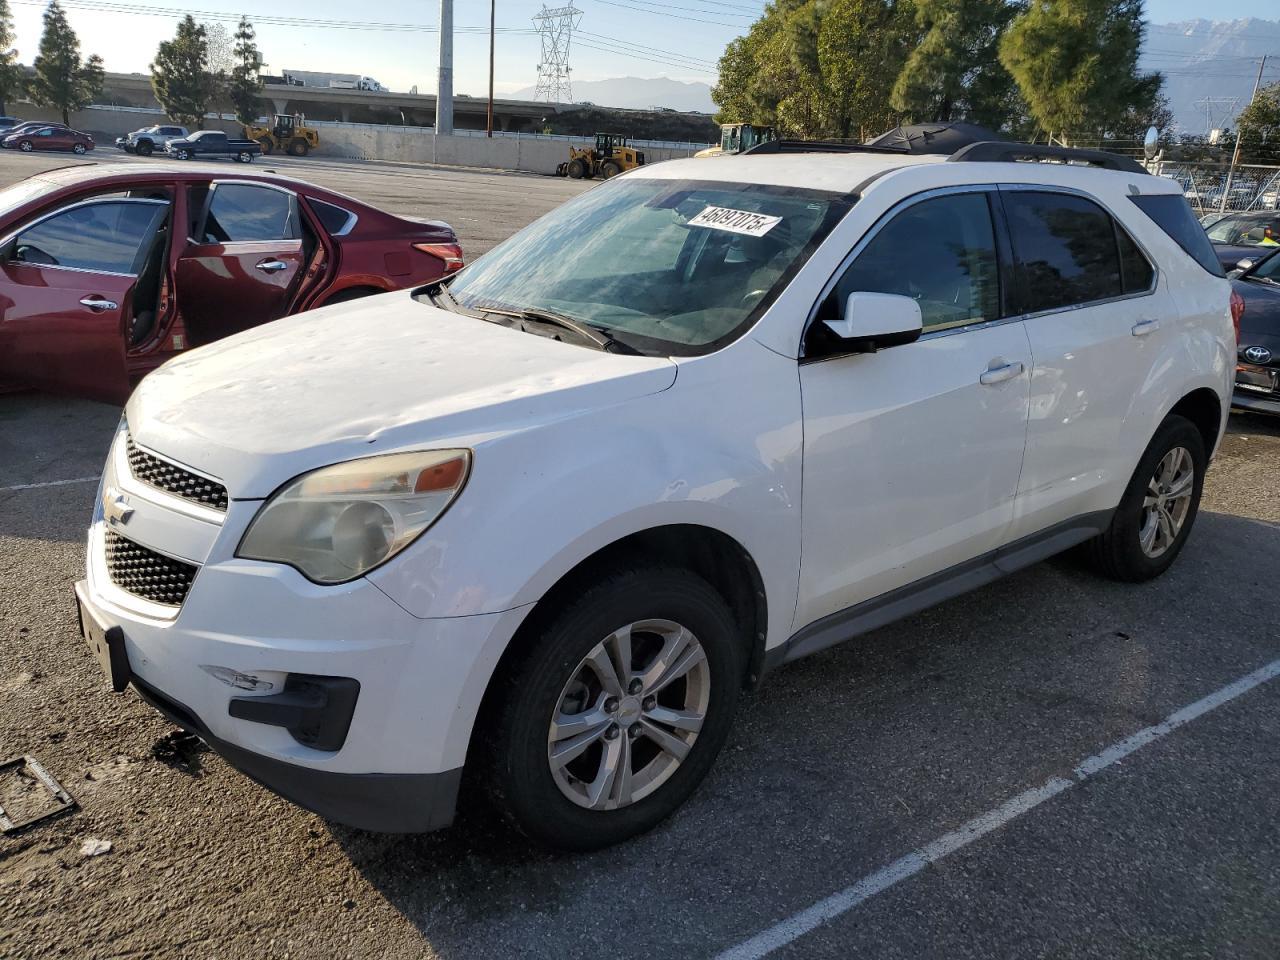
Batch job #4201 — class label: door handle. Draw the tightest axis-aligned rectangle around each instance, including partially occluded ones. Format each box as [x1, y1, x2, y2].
[1131, 319, 1160, 336]
[255, 259, 290, 273]
[979, 360, 1024, 385]
[79, 296, 118, 312]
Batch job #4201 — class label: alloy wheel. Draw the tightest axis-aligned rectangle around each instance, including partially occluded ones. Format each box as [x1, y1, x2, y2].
[1139, 445, 1194, 558]
[548, 618, 710, 811]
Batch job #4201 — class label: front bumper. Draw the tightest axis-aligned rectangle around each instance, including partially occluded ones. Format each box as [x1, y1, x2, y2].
[1231, 386, 1280, 416]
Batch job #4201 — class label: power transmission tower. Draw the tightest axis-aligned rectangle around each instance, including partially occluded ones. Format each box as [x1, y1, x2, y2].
[1194, 97, 1239, 138]
[532, 4, 582, 104]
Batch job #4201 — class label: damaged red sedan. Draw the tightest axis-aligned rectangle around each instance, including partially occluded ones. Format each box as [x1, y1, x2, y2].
[0, 163, 463, 403]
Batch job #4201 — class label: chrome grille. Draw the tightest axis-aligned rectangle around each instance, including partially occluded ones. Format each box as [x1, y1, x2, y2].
[126, 434, 228, 511]
[104, 530, 198, 606]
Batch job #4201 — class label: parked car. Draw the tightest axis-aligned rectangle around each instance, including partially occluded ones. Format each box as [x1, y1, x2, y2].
[2, 120, 68, 144]
[165, 130, 262, 163]
[0, 163, 462, 403]
[0, 116, 21, 131]
[3, 125, 94, 154]
[1229, 247, 1280, 415]
[76, 146, 1234, 851]
[117, 124, 189, 156]
[1205, 210, 1280, 271]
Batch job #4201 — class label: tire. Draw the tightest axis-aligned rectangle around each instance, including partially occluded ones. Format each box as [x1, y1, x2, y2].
[1084, 414, 1206, 582]
[600, 161, 622, 179]
[236, 150, 253, 163]
[135, 140, 153, 156]
[19, 140, 32, 152]
[566, 158, 587, 179]
[72, 143, 86, 155]
[257, 137, 274, 155]
[176, 149, 190, 161]
[481, 566, 744, 851]
[288, 138, 309, 157]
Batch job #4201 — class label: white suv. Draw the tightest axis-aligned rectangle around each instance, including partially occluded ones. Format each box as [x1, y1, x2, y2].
[77, 144, 1236, 850]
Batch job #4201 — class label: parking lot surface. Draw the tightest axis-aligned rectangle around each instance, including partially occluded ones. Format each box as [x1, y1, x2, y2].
[2, 152, 1279, 960]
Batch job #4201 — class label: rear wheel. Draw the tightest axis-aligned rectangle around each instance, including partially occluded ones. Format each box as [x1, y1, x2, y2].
[481, 566, 743, 850]
[566, 158, 587, 179]
[288, 138, 309, 157]
[236, 150, 253, 163]
[1085, 415, 1206, 582]
[600, 160, 622, 179]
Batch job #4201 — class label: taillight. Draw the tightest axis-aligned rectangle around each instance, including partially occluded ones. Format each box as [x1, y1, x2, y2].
[413, 242, 464, 273]
[1229, 290, 1244, 342]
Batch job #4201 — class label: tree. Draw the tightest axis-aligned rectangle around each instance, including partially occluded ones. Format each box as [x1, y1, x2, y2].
[1235, 81, 1280, 164]
[228, 16, 263, 126]
[999, 0, 1162, 143]
[890, 0, 1020, 128]
[0, 0, 20, 115]
[151, 15, 217, 127]
[27, 1, 103, 125]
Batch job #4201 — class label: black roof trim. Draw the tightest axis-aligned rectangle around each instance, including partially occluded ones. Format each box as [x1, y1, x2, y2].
[948, 142, 1146, 175]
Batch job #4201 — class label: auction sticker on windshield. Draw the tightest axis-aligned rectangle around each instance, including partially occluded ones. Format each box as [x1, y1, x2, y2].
[688, 205, 782, 237]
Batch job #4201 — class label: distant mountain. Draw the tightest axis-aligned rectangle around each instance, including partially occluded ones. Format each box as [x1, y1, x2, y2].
[509, 76, 715, 113]
[1141, 19, 1280, 135]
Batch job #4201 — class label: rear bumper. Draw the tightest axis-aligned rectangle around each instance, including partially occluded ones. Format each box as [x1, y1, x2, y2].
[1232, 388, 1280, 416]
[132, 674, 462, 832]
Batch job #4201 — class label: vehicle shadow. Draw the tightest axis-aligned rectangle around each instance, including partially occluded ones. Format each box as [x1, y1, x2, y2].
[1227, 409, 1280, 439]
[328, 510, 1280, 960]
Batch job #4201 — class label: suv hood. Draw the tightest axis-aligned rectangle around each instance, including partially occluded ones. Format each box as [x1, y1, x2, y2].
[128, 292, 677, 499]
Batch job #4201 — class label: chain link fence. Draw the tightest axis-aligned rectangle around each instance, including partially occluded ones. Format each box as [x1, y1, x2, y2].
[1149, 162, 1280, 217]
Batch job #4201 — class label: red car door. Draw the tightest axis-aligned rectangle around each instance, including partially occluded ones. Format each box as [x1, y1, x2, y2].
[174, 182, 306, 346]
[0, 198, 169, 402]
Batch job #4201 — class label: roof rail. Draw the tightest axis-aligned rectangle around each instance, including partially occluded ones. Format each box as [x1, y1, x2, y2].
[744, 139, 909, 156]
[948, 141, 1146, 175]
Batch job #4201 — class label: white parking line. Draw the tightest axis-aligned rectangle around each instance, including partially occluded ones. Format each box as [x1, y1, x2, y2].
[0, 476, 98, 493]
[716, 656, 1280, 960]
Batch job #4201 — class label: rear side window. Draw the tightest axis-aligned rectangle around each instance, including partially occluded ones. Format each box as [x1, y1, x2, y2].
[308, 198, 355, 235]
[12, 200, 167, 274]
[203, 184, 297, 243]
[1129, 194, 1224, 277]
[1004, 191, 1123, 313]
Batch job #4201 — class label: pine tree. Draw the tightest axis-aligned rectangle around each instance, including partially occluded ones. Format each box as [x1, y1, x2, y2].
[999, 0, 1162, 143]
[890, 0, 1020, 128]
[0, 0, 20, 115]
[151, 15, 216, 128]
[27, 1, 103, 125]
[228, 16, 263, 126]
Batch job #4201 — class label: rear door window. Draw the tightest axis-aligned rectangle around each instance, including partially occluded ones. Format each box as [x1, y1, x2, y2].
[1003, 191, 1124, 313]
[1129, 193, 1225, 277]
[202, 184, 298, 243]
[12, 200, 168, 274]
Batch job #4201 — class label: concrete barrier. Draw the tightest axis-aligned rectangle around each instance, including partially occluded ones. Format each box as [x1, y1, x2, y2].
[9, 103, 702, 175]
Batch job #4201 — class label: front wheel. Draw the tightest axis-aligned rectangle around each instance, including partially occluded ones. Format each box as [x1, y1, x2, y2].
[257, 137, 274, 155]
[135, 140, 153, 156]
[72, 143, 86, 155]
[176, 149, 190, 160]
[481, 567, 743, 850]
[1085, 414, 1206, 581]
[19, 140, 32, 152]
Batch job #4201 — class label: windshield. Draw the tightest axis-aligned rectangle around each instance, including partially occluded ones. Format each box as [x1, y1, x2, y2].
[443, 178, 852, 356]
[1206, 214, 1279, 246]
[1249, 248, 1280, 281]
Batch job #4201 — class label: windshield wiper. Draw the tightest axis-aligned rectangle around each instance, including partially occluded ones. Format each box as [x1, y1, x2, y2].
[485, 307, 642, 355]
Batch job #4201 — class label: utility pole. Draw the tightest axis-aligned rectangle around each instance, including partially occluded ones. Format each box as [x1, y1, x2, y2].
[1221, 54, 1267, 214]
[436, 0, 454, 136]
[487, 0, 495, 137]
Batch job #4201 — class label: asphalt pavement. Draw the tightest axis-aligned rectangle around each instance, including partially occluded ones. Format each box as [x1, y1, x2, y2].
[1, 150, 1278, 960]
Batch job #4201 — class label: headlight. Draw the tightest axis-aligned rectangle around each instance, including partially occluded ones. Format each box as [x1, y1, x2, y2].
[237, 450, 470, 584]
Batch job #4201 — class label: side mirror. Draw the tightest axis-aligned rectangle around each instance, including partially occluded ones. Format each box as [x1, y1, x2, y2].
[1236, 258, 1257, 273]
[822, 291, 923, 353]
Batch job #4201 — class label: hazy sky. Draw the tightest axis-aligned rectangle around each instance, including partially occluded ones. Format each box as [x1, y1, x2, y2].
[6, 0, 1279, 98]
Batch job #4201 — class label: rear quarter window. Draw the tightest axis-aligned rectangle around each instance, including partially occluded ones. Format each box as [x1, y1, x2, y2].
[1129, 194, 1225, 277]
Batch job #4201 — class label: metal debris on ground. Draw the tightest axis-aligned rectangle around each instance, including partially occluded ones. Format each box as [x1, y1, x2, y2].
[0, 755, 77, 834]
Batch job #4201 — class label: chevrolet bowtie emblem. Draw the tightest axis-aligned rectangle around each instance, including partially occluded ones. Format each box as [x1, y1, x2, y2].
[104, 490, 134, 527]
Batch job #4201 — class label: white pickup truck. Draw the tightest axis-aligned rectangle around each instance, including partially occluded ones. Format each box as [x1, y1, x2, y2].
[116, 125, 189, 156]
